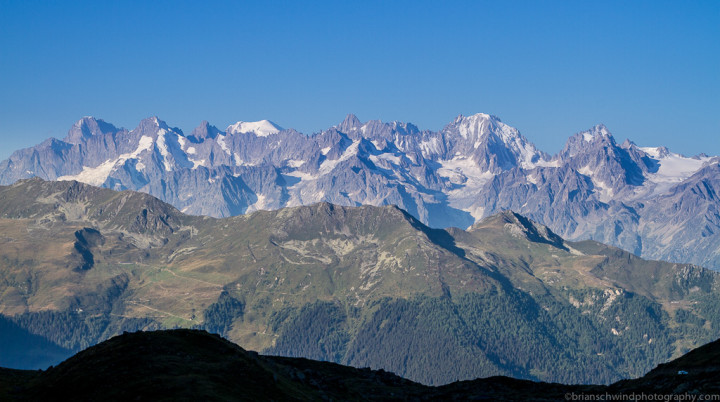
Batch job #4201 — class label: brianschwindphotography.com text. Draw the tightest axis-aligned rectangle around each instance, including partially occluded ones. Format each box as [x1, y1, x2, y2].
[565, 393, 720, 401]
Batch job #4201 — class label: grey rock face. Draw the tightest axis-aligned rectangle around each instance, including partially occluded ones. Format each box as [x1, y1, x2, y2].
[64, 117, 123, 144]
[188, 121, 221, 143]
[1, 113, 718, 269]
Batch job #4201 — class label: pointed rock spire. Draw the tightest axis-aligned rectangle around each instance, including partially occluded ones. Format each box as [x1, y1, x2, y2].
[338, 114, 361, 132]
[189, 121, 221, 142]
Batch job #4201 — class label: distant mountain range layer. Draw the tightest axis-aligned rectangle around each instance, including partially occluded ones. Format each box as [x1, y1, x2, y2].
[1, 114, 718, 269]
[2, 329, 719, 401]
[1, 179, 719, 385]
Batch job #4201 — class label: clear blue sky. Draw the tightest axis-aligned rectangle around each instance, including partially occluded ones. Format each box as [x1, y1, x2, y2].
[1, 0, 718, 160]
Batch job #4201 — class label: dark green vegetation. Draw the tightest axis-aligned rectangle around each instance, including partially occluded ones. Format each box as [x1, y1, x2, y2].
[200, 290, 245, 337]
[1, 329, 718, 401]
[1, 178, 720, 385]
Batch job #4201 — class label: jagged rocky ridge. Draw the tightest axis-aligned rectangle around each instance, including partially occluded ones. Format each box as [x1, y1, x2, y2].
[1, 114, 718, 269]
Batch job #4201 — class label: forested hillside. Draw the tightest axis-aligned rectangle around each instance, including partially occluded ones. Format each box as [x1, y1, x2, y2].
[1, 178, 718, 384]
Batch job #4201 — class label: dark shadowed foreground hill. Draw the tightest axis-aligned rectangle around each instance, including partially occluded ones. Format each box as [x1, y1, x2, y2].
[0, 329, 718, 401]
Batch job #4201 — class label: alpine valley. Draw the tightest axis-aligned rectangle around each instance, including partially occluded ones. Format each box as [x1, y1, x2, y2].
[1, 178, 719, 386]
[1, 114, 718, 270]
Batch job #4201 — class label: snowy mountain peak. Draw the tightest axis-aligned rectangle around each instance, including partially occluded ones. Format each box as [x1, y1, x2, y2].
[226, 120, 282, 137]
[446, 113, 548, 169]
[560, 124, 617, 159]
[151, 116, 166, 128]
[135, 116, 169, 134]
[582, 124, 612, 142]
[635, 146, 716, 197]
[640, 146, 671, 159]
[470, 112, 497, 121]
[74, 116, 98, 127]
[451, 113, 502, 139]
[451, 113, 499, 124]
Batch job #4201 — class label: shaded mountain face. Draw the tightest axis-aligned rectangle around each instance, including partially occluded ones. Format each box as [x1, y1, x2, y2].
[1, 178, 719, 386]
[2, 114, 717, 269]
[0, 315, 72, 370]
[1, 329, 718, 401]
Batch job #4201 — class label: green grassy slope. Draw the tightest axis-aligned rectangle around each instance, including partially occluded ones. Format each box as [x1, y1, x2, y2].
[1, 178, 719, 385]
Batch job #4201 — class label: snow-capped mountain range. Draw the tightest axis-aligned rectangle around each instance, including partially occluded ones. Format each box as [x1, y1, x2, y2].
[1, 113, 718, 269]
